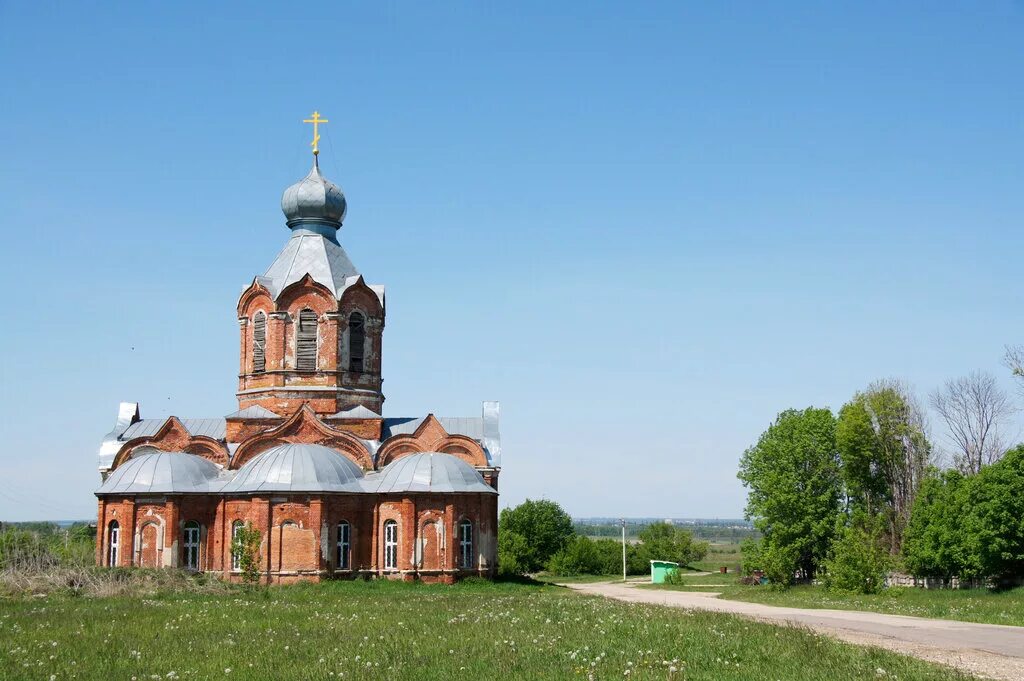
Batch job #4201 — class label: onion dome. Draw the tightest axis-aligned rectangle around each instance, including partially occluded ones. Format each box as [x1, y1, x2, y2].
[222, 443, 364, 493]
[96, 447, 222, 494]
[281, 158, 347, 227]
[366, 452, 497, 494]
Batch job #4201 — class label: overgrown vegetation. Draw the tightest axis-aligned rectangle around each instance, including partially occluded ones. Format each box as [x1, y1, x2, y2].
[0, 579, 973, 680]
[498, 500, 707, 578]
[230, 521, 263, 585]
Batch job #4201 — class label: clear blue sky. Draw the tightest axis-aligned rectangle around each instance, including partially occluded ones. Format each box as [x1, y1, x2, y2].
[1, 2, 1022, 522]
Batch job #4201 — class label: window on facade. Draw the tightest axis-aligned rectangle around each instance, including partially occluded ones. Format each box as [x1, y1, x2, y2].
[107, 520, 120, 567]
[383, 520, 398, 570]
[296, 308, 318, 372]
[337, 521, 351, 569]
[459, 519, 474, 569]
[348, 312, 365, 373]
[252, 311, 266, 373]
[231, 521, 244, 571]
[183, 521, 200, 571]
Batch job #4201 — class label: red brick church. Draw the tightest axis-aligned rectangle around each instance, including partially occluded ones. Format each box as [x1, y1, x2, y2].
[94, 118, 500, 582]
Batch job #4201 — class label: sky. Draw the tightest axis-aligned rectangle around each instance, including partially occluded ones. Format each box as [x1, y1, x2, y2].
[1, 2, 1023, 522]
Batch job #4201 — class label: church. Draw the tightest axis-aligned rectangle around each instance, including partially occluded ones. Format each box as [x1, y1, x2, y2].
[94, 113, 500, 583]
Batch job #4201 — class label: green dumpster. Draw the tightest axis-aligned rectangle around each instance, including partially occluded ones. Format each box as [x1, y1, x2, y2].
[650, 560, 680, 584]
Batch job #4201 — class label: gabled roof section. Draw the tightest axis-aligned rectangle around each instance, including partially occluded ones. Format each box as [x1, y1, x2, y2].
[328, 405, 381, 419]
[121, 418, 226, 441]
[226, 405, 281, 419]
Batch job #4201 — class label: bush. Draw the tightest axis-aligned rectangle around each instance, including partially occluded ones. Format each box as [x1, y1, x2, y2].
[498, 500, 574, 574]
[742, 539, 798, 588]
[636, 522, 708, 568]
[822, 520, 892, 594]
[230, 522, 262, 585]
[546, 536, 602, 576]
[497, 528, 532, 577]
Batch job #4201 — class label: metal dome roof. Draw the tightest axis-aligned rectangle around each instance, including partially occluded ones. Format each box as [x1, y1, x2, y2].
[222, 443, 365, 493]
[96, 448, 222, 495]
[281, 159, 347, 226]
[365, 452, 496, 494]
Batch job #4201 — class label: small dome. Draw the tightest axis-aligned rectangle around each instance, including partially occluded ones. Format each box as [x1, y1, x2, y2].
[223, 443, 364, 493]
[281, 159, 347, 226]
[97, 448, 221, 495]
[367, 452, 496, 494]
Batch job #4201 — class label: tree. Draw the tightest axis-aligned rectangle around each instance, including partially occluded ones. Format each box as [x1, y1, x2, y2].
[498, 499, 575, 574]
[964, 445, 1024, 579]
[738, 407, 842, 581]
[836, 380, 931, 555]
[497, 527, 532, 577]
[930, 370, 1014, 475]
[230, 522, 262, 585]
[902, 468, 973, 579]
[636, 522, 708, 567]
[822, 516, 892, 594]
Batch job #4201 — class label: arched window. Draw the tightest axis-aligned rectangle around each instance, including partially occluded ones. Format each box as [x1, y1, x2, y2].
[252, 311, 266, 373]
[337, 521, 351, 569]
[107, 520, 120, 567]
[459, 519, 474, 569]
[183, 521, 201, 571]
[296, 308, 318, 372]
[383, 520, 398, 571]
[231, 521, 244, 571]
[348, 312, 365, 373]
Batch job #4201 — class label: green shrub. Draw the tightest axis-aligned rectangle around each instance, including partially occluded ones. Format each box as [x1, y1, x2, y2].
[498, 500, 574, 574]
[230, 522, 262, 585]
[822, 520, 892, 594]
[546, 536, 602, 576]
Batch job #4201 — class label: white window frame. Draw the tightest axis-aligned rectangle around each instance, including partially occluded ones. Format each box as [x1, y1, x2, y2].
[108, 521, 120, 567]
[459, 520, 474, 569]
[183, 521, 200, 571]
[383, 520, 398, 571]
[337, 521, 351, 569]
[231, 521, 243, 572]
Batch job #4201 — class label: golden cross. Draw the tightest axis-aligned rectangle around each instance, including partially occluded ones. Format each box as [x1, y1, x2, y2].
[302, 110, 329, 156]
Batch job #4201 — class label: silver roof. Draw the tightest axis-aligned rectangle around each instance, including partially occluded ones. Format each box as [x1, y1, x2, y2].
[259, 231, 361, 299]
[226, 405, 281, 419]
[281, 159, 347, 225]
[121, 418, 227, 441]
[96, 448, 222, 495]
[363, 452, 496, 495]
[329, 405, 381, 419]
[221, 443, 365, 493]
[97, 402, 140, 471]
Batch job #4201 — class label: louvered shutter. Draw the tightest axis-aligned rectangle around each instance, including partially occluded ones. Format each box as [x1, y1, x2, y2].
[348, 312, 365, 373]
[252, 312, 266, 373]
[296, 309, 318, 371]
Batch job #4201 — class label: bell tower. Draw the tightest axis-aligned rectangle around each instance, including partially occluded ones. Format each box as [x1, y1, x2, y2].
[235, 113, 385, 417]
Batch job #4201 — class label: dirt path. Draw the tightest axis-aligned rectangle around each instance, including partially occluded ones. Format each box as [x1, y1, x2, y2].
[563, 581, 1024, 681]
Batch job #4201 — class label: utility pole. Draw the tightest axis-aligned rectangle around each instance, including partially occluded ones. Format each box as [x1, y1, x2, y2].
[620, 518, 627, 582]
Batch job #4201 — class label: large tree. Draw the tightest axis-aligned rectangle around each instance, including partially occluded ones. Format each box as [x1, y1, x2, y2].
[903, 446, 1024, 580]
[738, 407, 842, 580]
[836, 380, 930, 554]
[930, 370, 1014, 475]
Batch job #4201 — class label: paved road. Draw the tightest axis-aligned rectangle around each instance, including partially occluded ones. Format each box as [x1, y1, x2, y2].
[563, 581, 1024, 680]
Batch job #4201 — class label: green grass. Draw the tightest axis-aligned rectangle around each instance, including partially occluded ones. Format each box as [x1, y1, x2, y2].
[0, 578, 975, 680]
[691, 542, 743, 573]
[643, 576, 1024, 627]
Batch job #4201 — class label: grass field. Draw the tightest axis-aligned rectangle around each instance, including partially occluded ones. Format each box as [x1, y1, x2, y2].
[0, 577, 975, 680]
[643, 573, 1024, 627]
